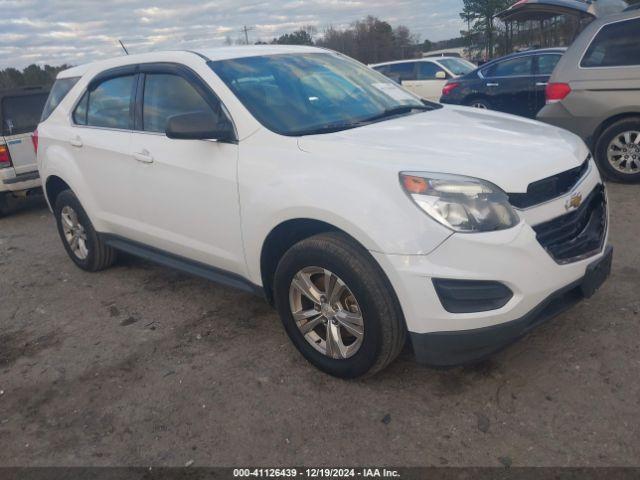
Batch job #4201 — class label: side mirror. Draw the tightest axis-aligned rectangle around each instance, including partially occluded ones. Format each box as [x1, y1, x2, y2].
[435, 71, 447, 80]
[166, 111, 235, 142]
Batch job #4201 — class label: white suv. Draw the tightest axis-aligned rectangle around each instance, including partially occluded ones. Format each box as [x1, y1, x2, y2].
[37, 46, 612, 378]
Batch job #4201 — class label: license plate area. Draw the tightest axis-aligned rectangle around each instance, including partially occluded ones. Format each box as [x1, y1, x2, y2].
[580, 246, 613, 298]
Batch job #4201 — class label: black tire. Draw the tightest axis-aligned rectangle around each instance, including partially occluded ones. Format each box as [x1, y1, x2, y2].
[466, 97, 492, 110]
[595, 117, 640, 183]
[0, 193, 7, 218]
[54, 189, 116, 271]
[273, 232, 406, 379]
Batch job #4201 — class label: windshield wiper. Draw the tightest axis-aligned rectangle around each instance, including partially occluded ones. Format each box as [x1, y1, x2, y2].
[360, 104, 431, 124]
[295, 105, 433, 136]
[295, 121, 366, 136]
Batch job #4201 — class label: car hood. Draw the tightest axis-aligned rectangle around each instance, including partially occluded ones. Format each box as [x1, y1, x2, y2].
[297, 105, 589, 193]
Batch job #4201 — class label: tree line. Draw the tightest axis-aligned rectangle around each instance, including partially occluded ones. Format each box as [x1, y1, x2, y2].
[233, 16, 428, 65]
[0, 64, 71, 90]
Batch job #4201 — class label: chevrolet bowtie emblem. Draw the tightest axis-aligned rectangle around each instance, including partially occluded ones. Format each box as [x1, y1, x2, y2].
[565, 192, 583, 211]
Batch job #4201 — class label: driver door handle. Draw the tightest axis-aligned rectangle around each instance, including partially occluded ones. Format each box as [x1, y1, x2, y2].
[133, 150, 154, 164]
[536, 82, 548, 87]
[486, 82, 500, 87]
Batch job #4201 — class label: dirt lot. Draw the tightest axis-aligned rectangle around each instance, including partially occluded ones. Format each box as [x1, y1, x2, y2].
[0, 183, 638, 468]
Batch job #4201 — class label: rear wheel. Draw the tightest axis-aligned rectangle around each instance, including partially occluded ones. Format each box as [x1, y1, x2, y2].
[0, 193, 7, 217]
[595, 118, 640, 183]
[273, 232, 406, 378]
[54, 190, 116, 271]
[467, 98, 492, 110]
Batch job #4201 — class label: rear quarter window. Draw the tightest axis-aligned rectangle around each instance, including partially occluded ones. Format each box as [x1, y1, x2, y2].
[2, 93, 49, 136]
[41, 77, 80, 121]
[581, 17, 640, 68]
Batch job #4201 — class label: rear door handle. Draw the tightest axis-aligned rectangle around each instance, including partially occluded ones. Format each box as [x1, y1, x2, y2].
[536, 82, 548, 87]
[69, 136, 83, 148]
[486, 82, 500, 87]
[133, 150, 154, 164]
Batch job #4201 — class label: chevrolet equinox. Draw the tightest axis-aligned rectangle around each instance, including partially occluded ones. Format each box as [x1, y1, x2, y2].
[37, 46, 612, 378]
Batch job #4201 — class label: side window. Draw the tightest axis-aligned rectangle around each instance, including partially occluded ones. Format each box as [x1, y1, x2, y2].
[484, 56, 533, 78]
[536, 54, 562, 75]
[143, 73, 217, 133]
[417, 62, 446, 80]
[41, 77, 79, 122]
[582, 18, 640, 68]
[386, 63, 417, 82]
[74, 75, 135, 129]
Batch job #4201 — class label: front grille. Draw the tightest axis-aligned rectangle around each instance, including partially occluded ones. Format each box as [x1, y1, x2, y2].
[533, 185, 607, 264]
[509, 157, 590, 209]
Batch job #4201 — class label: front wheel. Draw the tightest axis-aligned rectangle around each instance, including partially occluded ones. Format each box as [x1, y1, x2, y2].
[273, 232, 406, 378]
[595, 118, 640, 183]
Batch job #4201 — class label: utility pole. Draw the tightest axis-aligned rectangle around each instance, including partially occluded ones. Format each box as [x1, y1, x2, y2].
[240, 26, 254, 45]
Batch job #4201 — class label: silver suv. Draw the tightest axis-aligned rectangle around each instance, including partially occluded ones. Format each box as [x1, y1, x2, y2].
[538, 8, 640, 183]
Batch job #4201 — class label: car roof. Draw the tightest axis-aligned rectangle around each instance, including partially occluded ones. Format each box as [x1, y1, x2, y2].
[369, 57, 462, 68]
[57, 45, 327, 79]
[0, 85, 49, 101]
[480, 47, 567, 68]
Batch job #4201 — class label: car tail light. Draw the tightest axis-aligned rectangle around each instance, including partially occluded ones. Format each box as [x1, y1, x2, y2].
[0, 145, 12, 169]
[546, 83, 571, 104]
[32, 128, 39, 154]
[442, 82, 460, 96]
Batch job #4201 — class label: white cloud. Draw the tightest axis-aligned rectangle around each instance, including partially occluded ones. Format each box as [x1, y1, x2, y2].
[0, 0, 464, 69]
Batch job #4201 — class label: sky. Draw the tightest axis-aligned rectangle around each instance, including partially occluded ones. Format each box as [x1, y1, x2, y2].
[0, 0, 465, 69]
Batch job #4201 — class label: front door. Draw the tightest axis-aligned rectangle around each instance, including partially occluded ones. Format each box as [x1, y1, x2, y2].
[128, 68, 245, 275]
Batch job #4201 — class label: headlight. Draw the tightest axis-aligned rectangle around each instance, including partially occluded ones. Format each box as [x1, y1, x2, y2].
[399, 172, 519, 233]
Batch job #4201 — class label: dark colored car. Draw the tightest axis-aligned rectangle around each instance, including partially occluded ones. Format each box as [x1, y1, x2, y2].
[439, 48, 566, 118]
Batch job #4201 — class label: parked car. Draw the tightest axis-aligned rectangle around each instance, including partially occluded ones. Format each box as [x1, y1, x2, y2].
[38, 46, 611, 378]
[440, 48, 566, 118]
[0, 86, 49, 215]
[538, 9, 640, 183]
[370, 57, 476, 102]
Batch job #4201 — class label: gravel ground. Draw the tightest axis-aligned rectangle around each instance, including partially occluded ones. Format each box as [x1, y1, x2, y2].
[0, 183, 638, 468]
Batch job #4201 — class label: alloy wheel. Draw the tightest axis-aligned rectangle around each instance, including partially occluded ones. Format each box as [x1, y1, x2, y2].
[607, 130, 640, 174]
[288, 266, 364, 359]
[61, 206, 89, 260]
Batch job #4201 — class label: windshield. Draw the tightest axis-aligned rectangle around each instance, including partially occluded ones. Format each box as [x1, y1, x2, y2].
[209, 53, 430, 136]
[437, 58, 476, 76]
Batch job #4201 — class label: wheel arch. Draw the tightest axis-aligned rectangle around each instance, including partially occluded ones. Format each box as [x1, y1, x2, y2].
[592, 112, 640, 150]
[44, 175, 72, 210]
[259, 218, 396, 308]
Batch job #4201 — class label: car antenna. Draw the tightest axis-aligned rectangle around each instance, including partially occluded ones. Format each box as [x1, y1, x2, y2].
[119, 40, 130, 55]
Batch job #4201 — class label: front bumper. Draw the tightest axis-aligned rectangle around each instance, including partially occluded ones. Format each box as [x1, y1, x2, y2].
[410, 246, 612, 366]
[371, 170, 609, 365]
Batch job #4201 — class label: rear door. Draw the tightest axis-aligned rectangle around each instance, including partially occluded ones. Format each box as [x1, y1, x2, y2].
[1, 92, 48, 174]
[481, 55, 535, 117]
[532, 53, 562, 116]
[406, 61, 448, 101]
[70, 70, 140, 237]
